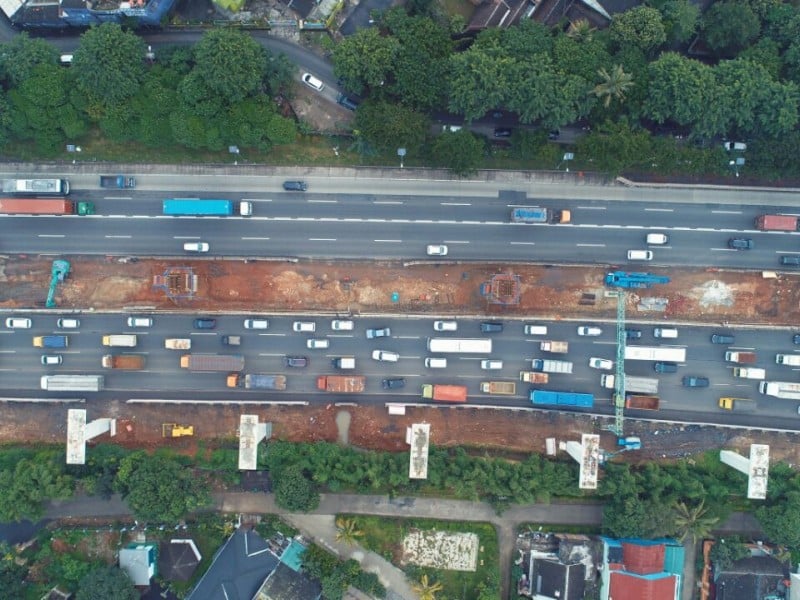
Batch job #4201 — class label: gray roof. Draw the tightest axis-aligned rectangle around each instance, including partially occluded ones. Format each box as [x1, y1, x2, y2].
[119, 543, 157, 586]
[255, 562, 322, 600]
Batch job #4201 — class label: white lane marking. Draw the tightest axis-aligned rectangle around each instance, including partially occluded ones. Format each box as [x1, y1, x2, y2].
[309, 238, 337, 241]
[0, 350, 16, 353]
[510, 242, 536, 246]
[242, 237, 270, 240]
[441, 202, 471, 206]
[104, 196, 132, 200]
[38, 234, 65, 238]
[173, 236, 199, 240]
[712, 210, 743, 214]
[105, 235, 131, 239]
[576, 206, 606, 210]
[259, 353, 285, 357]
[308, 200, 338, 203]
[189, 332, 216, 336]
[397, 336, 421, 340]
[710, 248, 736, 252]
[444, 240, 469, 244]
[374, 239, 401, 243]
[777, 250, 800, 254]
[644, 208, 674, 212]
[247, 198, 273, 202]
[374, 201, 403, 205]
[576, 243, 605, 247]
[593, 341, 617, 345]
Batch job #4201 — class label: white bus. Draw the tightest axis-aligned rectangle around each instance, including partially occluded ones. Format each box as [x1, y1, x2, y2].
[41, 375, 103, 392]
[624, 346, 686, 362]
[427, 338, 492, 354]
[1, 178, 69, 196]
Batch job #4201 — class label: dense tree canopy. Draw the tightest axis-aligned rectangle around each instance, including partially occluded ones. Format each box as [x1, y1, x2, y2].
[0, 33, 58, 87]
[609, 6, 667, 54]
[703, 1, 761, 57]
[333, 28, 399, 95]
[0, 456, 73, 521]
[192, 29, 268, 104]
[76, 566, 137, 600]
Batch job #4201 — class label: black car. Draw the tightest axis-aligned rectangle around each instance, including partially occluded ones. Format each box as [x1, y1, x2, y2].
[480, 321, 503, 333]
[654, 362, 678, 373]
[625, 329, 643, 339]
[548, 129, 561, 140]
[284, 355, 308, 368]
[193, 318, 216, 329]
[711, 334, 735, 344]
[282, 180, 308, 191]
[336, 94, 359, 111]
[781, 256, 800, 266]
[728, 238, 754, 250]
[683, 376, 709, 387]
[493, 128, 512, 138]
[382, 378, 406, 389]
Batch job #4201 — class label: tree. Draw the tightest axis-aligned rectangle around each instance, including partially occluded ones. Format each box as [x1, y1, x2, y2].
[72, 23, 146, 107]
[0, 457, 73, 521]
[335, 517, 365, 546]
[703, 1, 760, 58]
[333, 28, 399, 95]
[673, 499, 719, 544]
[353, 100, 429, 155]
[76, 566, 137, 600]
[756, 489, 800, 548]
[0, 33, 58, 87]
[709, 537, 749, 570]
[192, 29, 267, 105]
[567, 19, 596, 43]
[660, 0, 699, 45]
[593, 65, 634, 108]
[0, 542, 27, 599]
[274, 464, 320, 512]
[448, 46, 514, 121]
[430, 130, 484, 176]
[412, 574, 444, 600]
[644, 53, 716, 128]
[114, 452, 209, 522]
[610, 6, 667, 54]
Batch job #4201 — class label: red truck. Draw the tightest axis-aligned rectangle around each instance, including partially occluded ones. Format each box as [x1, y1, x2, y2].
[316, 375, 366, 393]
[755, 215, 798, 232]
[102, 354, 145, 370]
[0, 197, 94, 215]
[421, 384, 468, 403]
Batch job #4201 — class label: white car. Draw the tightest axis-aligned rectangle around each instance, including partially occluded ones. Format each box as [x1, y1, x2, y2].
[480, 359, 503, 370]
[5, 317, 31, 329]
[577, 326, 602, 336]
[244, 319, 269, 330]
[302, 73, 324, 91]
[723, 141, 747, 151]
[372, 350, 399, 362]
[307, 338, 330, 349]
[293, 321, 316, 333]
[57, 318, 80, 329]
[41, 355, 63, 365]
[426, 244, 448, 256]
[645, 233, 669, 245]
[589, 357, 614, 370]
[127, 317, 153, 328]
[183, 242, 210, 253]
[331, 319, 354, 331]
[433, 320, 457, 332]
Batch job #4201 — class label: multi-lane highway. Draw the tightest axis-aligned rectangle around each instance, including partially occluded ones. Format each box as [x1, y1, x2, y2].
[4, 312, 800, 425]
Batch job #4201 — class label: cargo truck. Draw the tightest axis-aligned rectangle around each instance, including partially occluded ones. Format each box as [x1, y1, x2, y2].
[600, 374, 659, 394]
[718, 397, 756, 412]
[540, 340, 568, 353]
[102, 354, 145, 370]
[41, 375, 103, 391]
[625, 395, 660, 410]
[479, 381, 516, 395]
[531, 359, 573, 374]
[421, 384, 468, 402]
[755, 214, 798, 232]
[100, 175, 136, 189]
[732, 367, 766, 380]
[165, 338, 191, 350]
[316, 374, 366, 393]
[775, 354, 800, 366]
[624, 346, 686, 362]
[530, 389, 593, 408]
[511, 207, 571, 224]
[221, 335, 241, 346]
[1, 178, 69, 196]
[227, 373, 287, 390]
[179, 354, 245, 372]
[33, 335, 68, 348]
[759, 381, 800, 400]
[519, 371, 550, 384]
[0, 197, 94, 215]
[162, 198, 252, 217]
[725, 351, 757, 364]
[102, 334, 137, 347]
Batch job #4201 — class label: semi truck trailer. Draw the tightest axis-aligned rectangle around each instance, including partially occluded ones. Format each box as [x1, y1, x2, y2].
[102, 355, 145, 370]
[759, 381, 800, 399]
[0, 198, 94, 215]
[162, 198, 252, 216]
[775, 354, 800, 366]
[41, 375, 103, 391]
[226, 373, 287, 390]
[755, 214, 798, 231]
[1, 178, 69, 195]
[421, 384, 468, 402]
[164, 339, 191, 350]
[600, 374, 659, 394]
[179, 354, 245, 372]
[530, 390, 593, 408]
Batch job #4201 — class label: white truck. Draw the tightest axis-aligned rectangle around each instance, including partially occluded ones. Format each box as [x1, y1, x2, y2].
[733, 367, 766, 380]
[775, 354, 800, 367]
[759, 381, 800, 400]
[531, 359, 573, 374]
[540, 341, 569, 353]
[102, 334, 137, 347]
[600, 374, 659, 394]
[165, 338, 191, 350]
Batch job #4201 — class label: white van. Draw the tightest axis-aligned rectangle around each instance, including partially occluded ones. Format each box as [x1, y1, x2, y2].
[331, 319, 354, 331]
[627, 250, 653, 261]
[372, 350, 399, 362]
[183, 242, 209, 253]
[646, 233, 669, 245]
[524, 324, 548, 336]
[480, 359, 503, 370]
[654, 327, 678, 339]
[424, 357, 447, 368]
[127, 316, 153, 328]
[307, 338, 330, 349]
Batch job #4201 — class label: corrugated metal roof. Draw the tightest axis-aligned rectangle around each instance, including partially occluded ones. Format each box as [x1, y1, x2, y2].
[0, 0, 23, 19]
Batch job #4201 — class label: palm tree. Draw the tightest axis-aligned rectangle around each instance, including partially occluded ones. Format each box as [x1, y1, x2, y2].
[592, 65, 634, 108]
[673, 499, 719, 545]
[567, 19, 596, 43]
[412, 574, 444, 600]
[334, 517, 364, 546]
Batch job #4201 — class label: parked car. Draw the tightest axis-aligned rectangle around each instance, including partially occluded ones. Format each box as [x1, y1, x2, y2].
[711, 334, 735, 344]
[547, 129, 561, 140]
[366, 327, 391, 339]
[336, 94, 359, 111]
[57, 318, 80, 329]
[683, 376, 709, 387]
[433, 320, 457, 332]
[284, 355, 308, 368]
[723, 141, 747, 151]
[794, 334, 800, 345]
[244, 319, 269, 330]
[193, 318, 216, 329]
[480, 322, 503, 333]
[382, 378, 406, 389]
[301, 73, 324, 91]
[728, 238, 754, 250]
[6, 318, 31, 329]
[493, 128, 513, 138]
[293, 321, 316, 333]
[589, 357, 613, 370]
[577, 326, 602, 336]
[654, 362, 678, 373]
[781, 256, 800, 266]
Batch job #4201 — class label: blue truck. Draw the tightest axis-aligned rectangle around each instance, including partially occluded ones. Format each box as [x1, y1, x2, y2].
[511, 207, 571, 224]
[163, 198, 252, 217]
[33, 335, 68, 348]
[529, 389, 593, 408]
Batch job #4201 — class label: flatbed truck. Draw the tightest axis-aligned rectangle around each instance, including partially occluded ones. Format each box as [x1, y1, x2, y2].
[102, 355, 145, 370]
[316, 374, 366, 393]
[180, 354, 245, 372]
[725, 351, 756, 364]
[530, 389, 593, 408]
[102, 334, 137, 347]
[479, 381, 516, 395]
[0, 198, 94, 215]
[540, 340, 568, 353]
[600, 374, 659, 394]
[519, 371, 549, 384]
[227, 373, 287, 390]
[165, 339, 191, 350]
[422, 384, 468, 402]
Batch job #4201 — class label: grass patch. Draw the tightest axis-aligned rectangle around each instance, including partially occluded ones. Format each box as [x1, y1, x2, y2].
[344, 514, 499, 600]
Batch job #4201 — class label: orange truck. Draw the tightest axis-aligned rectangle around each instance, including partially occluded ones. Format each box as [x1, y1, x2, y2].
[421, 384, 468, 403]
[316, 375, 366, 393]
[102, 354, 145, 370]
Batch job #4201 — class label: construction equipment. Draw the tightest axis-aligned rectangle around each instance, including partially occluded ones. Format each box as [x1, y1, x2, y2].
[46, 260, 70, 308]
[605, 271, 670, 289]
[162, 424, 194, 437]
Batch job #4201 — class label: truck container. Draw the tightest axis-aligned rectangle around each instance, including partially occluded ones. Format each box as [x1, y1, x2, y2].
[100, 175, 136, 189]
[759, 381, 800, 400]
[427, 338, 492, 354]
[162, 198, 252, 217]
[179, 354, 245, 372]
[529, 389, 593, 408]
[725, 351, 757, 364]
[775, 353, 800, 367]
[600, 374, 659, 394]
[421, 384, 468, 403]
[102, 334, 137, 347]
[227, 373, 287, 390]
[0, 197, 94, 215]
[40, 375, 103, 391]
[1, 178, 69, 196]
[624, 345, 686, 362]
[510, 207, 571, 224]
[718, 397, 757, 412]
[164, 338, 191, 350]
[540, 340, 568, 353]
[519, 371, 550, 384]
[102, 354, 145, 370]
[755, 214, 798, 232]
[33, 335, 68, 348]
[733, 367, 766, 380]
[479, 381, 516, 395]
[316, 374, 366, 393]
[531, 359, 573, 374]
[625, 395, 660, 410]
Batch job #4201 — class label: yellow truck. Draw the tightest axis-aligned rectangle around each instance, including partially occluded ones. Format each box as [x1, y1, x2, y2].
[162, 424, 194, 437]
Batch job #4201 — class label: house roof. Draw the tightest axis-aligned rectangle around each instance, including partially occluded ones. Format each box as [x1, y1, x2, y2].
[466, 0, 530, 32]
[119, 543, 157, 586]
[159, 540, 202, 582]
[622, 541, 665, 575]
[187, 528, 279, 600]
[530, 558, 585, 600]
[254, 562, 322, 600]
[716, 555, 788, 600]
[609, 572, 679, 599]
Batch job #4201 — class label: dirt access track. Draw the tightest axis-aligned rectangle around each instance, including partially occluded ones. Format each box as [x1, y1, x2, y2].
[2, 255, 800, 462]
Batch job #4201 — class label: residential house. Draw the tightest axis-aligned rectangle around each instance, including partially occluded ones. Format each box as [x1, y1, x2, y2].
[601, 538, 684, 600]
